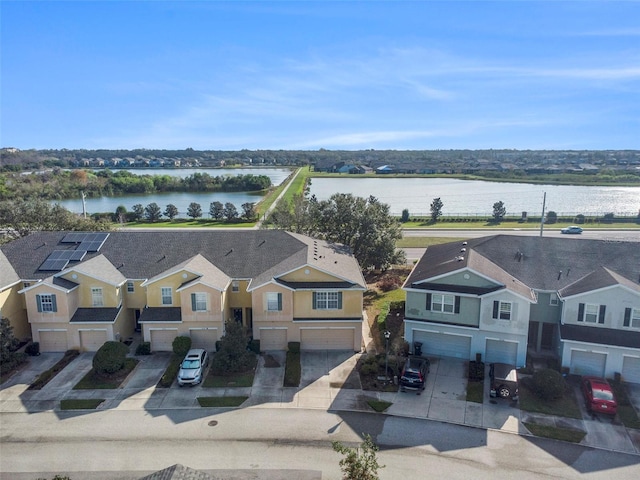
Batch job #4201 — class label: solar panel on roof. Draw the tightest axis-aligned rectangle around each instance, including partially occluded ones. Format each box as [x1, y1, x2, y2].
[77, 233, 109, 252]
[70, 250, 86, 261]
[62, 232, 88, 243]
[39, 258, 69, 271]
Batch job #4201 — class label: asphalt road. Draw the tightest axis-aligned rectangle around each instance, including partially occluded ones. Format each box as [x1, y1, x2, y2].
[402, 228, 640, 241]
[1, 408, 639, 479]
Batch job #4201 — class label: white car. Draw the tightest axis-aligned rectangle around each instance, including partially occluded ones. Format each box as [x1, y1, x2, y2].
[561, 225, 583, 234]
[177, 348, 209, 386]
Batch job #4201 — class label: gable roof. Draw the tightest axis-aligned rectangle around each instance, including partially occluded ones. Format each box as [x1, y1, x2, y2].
[406, 235, 640, 295]
[1, 230, 363, 288]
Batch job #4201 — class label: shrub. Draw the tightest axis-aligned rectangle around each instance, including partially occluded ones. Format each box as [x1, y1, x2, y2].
[361, 363, 378, 376]
[288, 341, 300, 354]
[93, 341, 129, 375]
[25, 342, 40, 356]
[135, 342, 151, 356]
[172, 336, 191, 357]
[248, 339, 260, 354]
[531, 368, 566, 400]
[468, 361, 485, 381]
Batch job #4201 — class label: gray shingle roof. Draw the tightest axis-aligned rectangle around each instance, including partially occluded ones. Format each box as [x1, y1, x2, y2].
[70, 307, 120, 323]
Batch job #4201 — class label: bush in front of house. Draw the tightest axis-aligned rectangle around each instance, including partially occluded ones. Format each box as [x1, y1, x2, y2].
[93, 341, 129, 375]
[248, 339, 260, 354]
[135, 341, 151, 355]
[25, 342, 40, 356]
[531, 368, 566, 400]
[172, 336, 192, 357]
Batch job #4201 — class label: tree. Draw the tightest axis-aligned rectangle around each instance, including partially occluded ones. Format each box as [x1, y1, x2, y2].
[164, 204, 178, 220]
[332, 434, 384, 480]
[492, 201, 506, 223]
[210, 320, 255, 373]
[209, 201, 224, 220]
[1, 318, 20, 365]
[545, 211, 557, 224]
[400, 209, 409, 223]
[430, 197, 443, 223]
[115, 205, 127, 224]
[131, 204, 144, 221]
[241, 202, 256, 221]
[92, 341, 128, 375]
[187, 202, 202, 219]
[223, 202, 238, 222]
[144, 202, 162, 222]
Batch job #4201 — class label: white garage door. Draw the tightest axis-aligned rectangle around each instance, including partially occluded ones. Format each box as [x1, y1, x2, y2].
[570, 350, 606, 377]
[260, 328, 287, 351]
[485, 339, 518, 365]
[150, 329, 177, 352]
[189, 328, 218, 350]
[79, 330, 108, 352]
[300, 328, 354, 350]
[39, 330, 68, 352]
[622, 356, 640, 384]
[412, 331, 471, 359]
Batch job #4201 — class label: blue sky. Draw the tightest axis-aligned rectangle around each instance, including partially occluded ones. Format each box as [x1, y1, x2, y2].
[2, 1, 639, 150]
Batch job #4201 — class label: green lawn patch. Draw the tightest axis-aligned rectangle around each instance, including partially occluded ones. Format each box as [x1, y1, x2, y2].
[197, 396, 248, 407]
[367, 399, 393, 412]
[396, 237, 466, 248]
[284, 350, 301, 387]
[60, 398, 104, 410]
[518, 381, 582, 419]
[610, 381, 640, 429]
[28, 350, 80, 390]
[523, 422, 586, 443]
[73, 358, 138, 390]
[466, 380, 484, 403]
[157, 354, 182, 388]
[203, 370, 256, 388]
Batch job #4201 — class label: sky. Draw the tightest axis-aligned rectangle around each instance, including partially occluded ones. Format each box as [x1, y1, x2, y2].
[1, 1, 639, 151]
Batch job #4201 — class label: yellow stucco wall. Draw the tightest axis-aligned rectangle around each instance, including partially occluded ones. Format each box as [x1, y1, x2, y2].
[145, 272, 186, 307]
[0, 284, 30, 340]
[280, 266, 341, 283]
[251, 284, 293, 322]
[24, 284, 74, 325]
[123, 280, 147, 309]
[293, 290, 362, 318]
[60, 272, 121, 308]
[179, 284, 224, 323]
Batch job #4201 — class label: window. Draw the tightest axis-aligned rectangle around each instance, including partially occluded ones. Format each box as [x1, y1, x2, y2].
[232, 281, 239, 292]
[91, 287, 104, 307]
[191, 293, 207, 311]
[266, 292, 282, 311]
[549, 294, 559, 306]
[492, 300, 512, 320]
[37, 294, 57, 313]
[432, 293, 455, 313]
[624, 308, 640, 329]
[577, 303, 605, 324]
[313, 291, 341, 310]
[127, 281, 134, 293]
[161, 287, 173, 305]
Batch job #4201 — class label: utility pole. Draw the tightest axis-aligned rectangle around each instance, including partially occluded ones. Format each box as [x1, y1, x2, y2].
[81, 191, 87, 219]
[539, 191, 546, 237]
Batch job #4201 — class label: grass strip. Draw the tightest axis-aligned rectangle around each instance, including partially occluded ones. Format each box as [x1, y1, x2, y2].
[60, 398, 104, 410]
[203, 371, 255, 388]
[523, 422, 586, 443]
[367, 399, 393, 412]
[197, 396, 248, 407]
[284, 350, 301, 387]
[466, 380, 484, 403]
[28, 350, 80, 390]
[157, 354, 182, 388]
[518, 383, 582, 419]
[73, 358, 138, 390]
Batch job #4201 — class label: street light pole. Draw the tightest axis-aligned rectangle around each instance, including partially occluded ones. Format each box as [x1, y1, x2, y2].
[384, 330, 391, 383]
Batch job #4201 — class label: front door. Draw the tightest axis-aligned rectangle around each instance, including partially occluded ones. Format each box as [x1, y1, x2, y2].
[233, 308, 243, 324]
[541, 323, 555, 350]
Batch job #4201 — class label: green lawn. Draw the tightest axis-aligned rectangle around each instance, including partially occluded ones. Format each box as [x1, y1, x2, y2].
[197, 396, 248, 407]
[203, 370, 256, 388]
[466, 380, 484, 403]
[367, 399, 393, 412]
[518, 382, 582, 419]
[523, 422, 586, 443]
[73, 358, 138, 390]
[60, 398, 105, 410]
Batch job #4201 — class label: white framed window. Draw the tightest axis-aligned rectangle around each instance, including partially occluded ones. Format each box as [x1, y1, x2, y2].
[127, 281, 134, 293]
[266, 292, 282, 311]
[191, 292, 207, 311]
[584, 304, 598, 323]
[549, 294, 559, 306]
[232, 281, 239, 292]
[161, 287, 173, 305]
[624, 308, 640, 329]
[38, 294, 56, 313]
[492, 300, 512, 320]
[314, 291, 340, 310]
[91, 287, 104, 307]
[432, 293, 455, 313]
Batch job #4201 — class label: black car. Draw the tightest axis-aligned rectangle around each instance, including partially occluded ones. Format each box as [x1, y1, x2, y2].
[489, 362, 519, 401]
[400, 357, 430, 394]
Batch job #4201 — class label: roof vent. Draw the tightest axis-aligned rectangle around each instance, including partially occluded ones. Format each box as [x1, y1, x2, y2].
[225, 248, 233, 256]
[462, 241, 467, 246]
[460, 248, 466, 253]
[557, 270, 562, 280]
[456, 256, 464, 261]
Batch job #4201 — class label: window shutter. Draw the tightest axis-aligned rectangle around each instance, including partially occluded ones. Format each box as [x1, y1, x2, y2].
[492, 301, 499, 319]
[312, 292, 317, 310]
[578, 303, 584, 322]
[191, 293, 196, 311]
[51, 294, 57, 312]
[624, 308, 632, 327]
[277, 293, 282, 311]
[426, 293, 431, 310]
[454, 296, 460, 314]
[36, 295, 42, 312]
[338, 292, 343, 309]
[598, 305, 606, 324]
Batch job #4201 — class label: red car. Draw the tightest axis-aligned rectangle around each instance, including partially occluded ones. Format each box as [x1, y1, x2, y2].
[581, 376, 617, 416]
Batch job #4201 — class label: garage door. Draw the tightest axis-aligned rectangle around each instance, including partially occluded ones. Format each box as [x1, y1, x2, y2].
[300, 328, 354, 350]
[189, 328, 218, 350]
[150, 329, 177, 352]
[79, 330, 108, 352]
[260, 328, 287, 350]
[412, 331, 471, 359]
[570, 350, 606, 376]
[485, 339, 518, 365]
[622, 356, 640, 384]
[39, 330, 68, 352]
